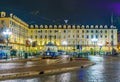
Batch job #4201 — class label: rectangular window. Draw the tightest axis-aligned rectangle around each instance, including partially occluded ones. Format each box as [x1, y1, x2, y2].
[111, 30, 113, 33]
[54, 30, 58, 33]
[91, 30, 93, 33]
[82, 30, 84, 33]
[87, 35, 89, 38]
[91, 35, 93, 38]
[10, 21, 12, 24]
[96, 30, 98, 33]
[86, 30, 89, 33]
[45, 35, 47, 39]
[82, 35, 84, 38]
[105, 30, 107, 33]
[38, 30, 42, 33]
[50, 30, 52, 33]
[105, 35, 107, 38]
[111, 35, 113, 39]
[64, 30, 66, 33]
[35, 35, 37, 39]
[96, 35, 98, 38]
[54, 35, 56, 39]
[40, 35, 42, 38]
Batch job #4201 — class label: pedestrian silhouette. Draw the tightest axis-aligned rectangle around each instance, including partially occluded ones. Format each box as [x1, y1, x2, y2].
[78, 66, 85, 81]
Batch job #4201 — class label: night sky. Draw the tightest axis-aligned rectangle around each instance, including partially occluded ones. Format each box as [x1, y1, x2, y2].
[0, 0, 120, 28]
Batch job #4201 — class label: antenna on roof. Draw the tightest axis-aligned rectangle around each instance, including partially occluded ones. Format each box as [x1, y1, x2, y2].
[64, 20, 68, 25]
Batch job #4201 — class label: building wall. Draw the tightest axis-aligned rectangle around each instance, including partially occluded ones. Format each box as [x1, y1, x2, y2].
[29, 25, 118, 52]
[0, 11, 118, 53]
[0, 12, 29, 51]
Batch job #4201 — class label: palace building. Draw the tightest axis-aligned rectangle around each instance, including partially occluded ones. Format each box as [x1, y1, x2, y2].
[0, 11, 118, 53]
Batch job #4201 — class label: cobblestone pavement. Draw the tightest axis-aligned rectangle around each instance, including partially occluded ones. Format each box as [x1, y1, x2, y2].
[0, 55, 89, 75]
[0, 59, 90, 75]
[1, 55, 120, 82]
[0, 59, 57, 70]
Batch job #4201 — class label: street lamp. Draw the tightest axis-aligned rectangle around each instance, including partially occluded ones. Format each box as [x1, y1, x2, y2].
[29, 38, 33, 57]
[91, 38, 98, 55]
[97, 43, 103, 55]
[3, 29, 12, 46]
[3, 28, 12, 60]
[62, 41, 68, 51]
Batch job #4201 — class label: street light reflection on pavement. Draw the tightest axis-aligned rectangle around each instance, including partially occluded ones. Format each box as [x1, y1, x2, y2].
[61, 55, 69, 58]
[59, 73, 71, 82]
[88, 56, 104, 63]
[46, 59, 50, 64]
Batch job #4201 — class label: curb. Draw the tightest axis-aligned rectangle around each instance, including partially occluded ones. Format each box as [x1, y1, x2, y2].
[81, 63, 95, 68]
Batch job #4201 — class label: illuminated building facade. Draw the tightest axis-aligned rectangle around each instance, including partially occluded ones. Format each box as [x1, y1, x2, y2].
[0, 11, 118, 53]
[29, 25, 117, 52]
[0, 11, 29, 51]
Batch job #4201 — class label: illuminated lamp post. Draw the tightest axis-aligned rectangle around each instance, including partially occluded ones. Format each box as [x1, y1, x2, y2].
[3, 29, 12, 59]
[3, 29, 12, 46]
[29, 39, 33, 57]
[91, 38, 98, 55]
[97, 43, 103, 55]
[62, 41, 68, 52]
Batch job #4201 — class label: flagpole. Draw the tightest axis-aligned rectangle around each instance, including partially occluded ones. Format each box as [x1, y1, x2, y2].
[111, 13, 114, 55]
[64, 20, 68, 52]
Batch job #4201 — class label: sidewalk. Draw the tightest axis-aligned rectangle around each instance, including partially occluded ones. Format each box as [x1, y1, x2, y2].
[0, 58, 94, 80]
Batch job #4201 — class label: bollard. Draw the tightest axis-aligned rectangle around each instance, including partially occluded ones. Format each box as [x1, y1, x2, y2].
[81, 66, 84, 68]
[70, 57, 73, 61]
[39, 71, 44, 75]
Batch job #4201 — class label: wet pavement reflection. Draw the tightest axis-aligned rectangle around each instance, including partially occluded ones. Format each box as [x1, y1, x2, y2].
[0, 59, 57, 70]
[2, 56, 120, 82]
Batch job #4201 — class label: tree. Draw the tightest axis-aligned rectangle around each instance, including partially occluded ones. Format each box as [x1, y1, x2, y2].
[90, 48, 94, 55]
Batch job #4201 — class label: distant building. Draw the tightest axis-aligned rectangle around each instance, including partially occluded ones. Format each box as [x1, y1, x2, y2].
[0, 11, 118, 53]
[117, 31, 120, 52]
